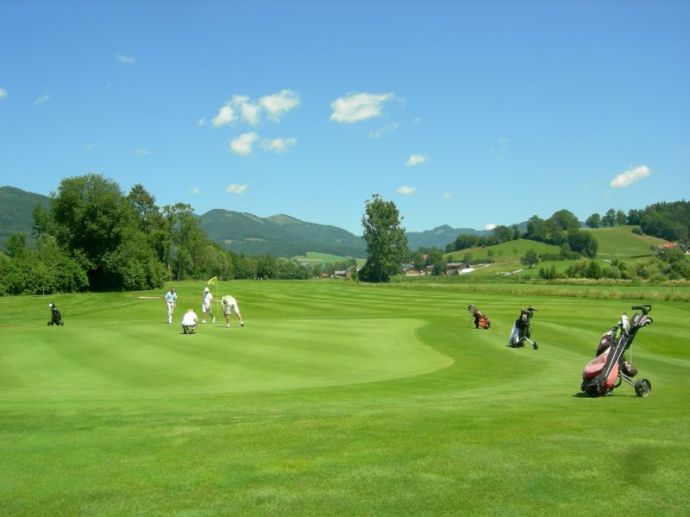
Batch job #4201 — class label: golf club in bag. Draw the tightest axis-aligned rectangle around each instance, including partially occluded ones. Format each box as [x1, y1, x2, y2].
[581, 305, 653, 397]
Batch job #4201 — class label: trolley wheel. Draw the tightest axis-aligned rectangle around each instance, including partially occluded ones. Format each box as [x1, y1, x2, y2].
[614, 376, 622, 388]
[634, 378, 652, 397]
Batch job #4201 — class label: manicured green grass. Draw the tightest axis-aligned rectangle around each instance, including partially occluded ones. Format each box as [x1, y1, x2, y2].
[1, 281, 689, 515]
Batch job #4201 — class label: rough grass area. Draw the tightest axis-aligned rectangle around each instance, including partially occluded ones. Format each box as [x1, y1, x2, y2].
[1, 280, 689, 515]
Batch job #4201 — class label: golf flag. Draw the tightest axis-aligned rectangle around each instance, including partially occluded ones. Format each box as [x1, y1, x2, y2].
[207, 276, 217, 285]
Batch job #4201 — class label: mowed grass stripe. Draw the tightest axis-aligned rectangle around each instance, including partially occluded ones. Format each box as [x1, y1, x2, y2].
[1, 280, 689, 515]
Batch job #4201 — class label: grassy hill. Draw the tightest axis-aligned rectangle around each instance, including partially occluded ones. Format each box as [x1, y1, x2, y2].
[446, 238, 561, 264]
[1, 281, 688, 514]
[441, 229, 672, 281]
[584, 225, 668, 259]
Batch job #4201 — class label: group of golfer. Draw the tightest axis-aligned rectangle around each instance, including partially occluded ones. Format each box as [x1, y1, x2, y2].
[165, 287, 244, 334]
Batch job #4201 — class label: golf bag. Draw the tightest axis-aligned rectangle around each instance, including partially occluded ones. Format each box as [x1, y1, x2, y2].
[508, 307, 538, 349]
[467, 304, 491, 329]
[48, 303, 64, 326]
[477, 314, 491, 329]
[580, 305, 653, 398]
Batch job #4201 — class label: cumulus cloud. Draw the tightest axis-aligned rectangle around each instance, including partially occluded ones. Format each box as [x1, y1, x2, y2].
[34, 94, 51, 105]
[230, 132, 258, 155]
[406, 154, 427, 167]
[259, 90, 300, 120]
[117, 54, 136, 64]
[330, 92, 394, 123]
[0, 88, 7, 99]
[198, 117, 206, 127]
[226, 183, 248, 194]
[443, 192, 452, 199]
[396, 185, 416, 195]
[213, 105, 236, 127]
[213, 90, 300, 128]
[260, 137, 297, 153]
[610, 165, 652, 188]
[484, 223, 497, 231]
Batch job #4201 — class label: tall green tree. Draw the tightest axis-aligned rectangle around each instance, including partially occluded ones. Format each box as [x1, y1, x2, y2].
[51, 174, 139, 290]
[359, 194, 408, 283]
[585, 213, 602, 228]
[50, 174, 165, 291]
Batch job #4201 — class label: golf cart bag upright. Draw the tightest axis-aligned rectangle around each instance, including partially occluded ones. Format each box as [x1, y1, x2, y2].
[48, 303, 64, 326]
[467, 304, 491, 329]
[580, 305, 653, 398]
[508, 306, 538, 349]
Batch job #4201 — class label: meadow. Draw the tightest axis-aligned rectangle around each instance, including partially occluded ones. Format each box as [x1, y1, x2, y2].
[1, 280, 689, 515]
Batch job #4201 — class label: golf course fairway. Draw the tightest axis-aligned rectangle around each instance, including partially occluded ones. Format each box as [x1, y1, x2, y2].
[1, 280, 688, 515]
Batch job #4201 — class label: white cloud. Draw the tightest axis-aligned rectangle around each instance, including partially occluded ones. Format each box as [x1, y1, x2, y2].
[230, 132, 258, 155]
[117, 54, 136, 64]
[84, 144, 96, 150]
[198, 117, 206, 127]
[259, 89, 300, 120]
[443, 192, 452, 199]
[330, 92, 394, 123]
[260, 137, 297, 153]
[396, 185, 416, 195]
[226, 183, 248, 194]
[610, 165, 652, 188]
[484, 223, 497, 231]
[134, 148, 151, 156]
[190, 186, 200, 194]
[239, 100, 261, 126]
[406, 154, 427, 167]
[369, 122, 400, 139]
[213, 90, 300, 128]
[213, 105, 236, 127]
[0, 88, 7, 99]
[34, 94, 51, 105]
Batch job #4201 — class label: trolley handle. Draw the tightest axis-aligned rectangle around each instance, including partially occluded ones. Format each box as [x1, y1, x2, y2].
[631, 304, 652, 315]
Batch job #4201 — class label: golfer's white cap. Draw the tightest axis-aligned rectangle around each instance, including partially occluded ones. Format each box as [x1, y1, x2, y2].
[204, 287, 210, 292]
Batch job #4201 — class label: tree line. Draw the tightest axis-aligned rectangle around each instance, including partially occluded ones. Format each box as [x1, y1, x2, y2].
[0, 175, 324, 295]
[446, 209, 598, 258]
[446, 201, 690, 259]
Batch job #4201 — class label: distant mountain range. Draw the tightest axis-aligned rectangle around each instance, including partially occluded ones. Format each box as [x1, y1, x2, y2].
[406, 224, 485, 250]
[0, 186, 51, 248]
[0, 186, 484, 256]
[199, 209, 367, 257]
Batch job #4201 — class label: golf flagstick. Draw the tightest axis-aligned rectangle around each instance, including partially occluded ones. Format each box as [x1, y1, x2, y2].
[207, 276, 219, 323]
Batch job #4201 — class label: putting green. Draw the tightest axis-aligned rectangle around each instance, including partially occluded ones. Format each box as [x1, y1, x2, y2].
[1, 317, 452, 399]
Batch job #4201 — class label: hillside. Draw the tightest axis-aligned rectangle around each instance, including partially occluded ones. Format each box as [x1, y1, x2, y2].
[0, 186, 50, 248]
[584, 225, 667, 259]
[406, 225, 483, 250]
[446, 238, 561, 264]
[199, 209, 367, 257]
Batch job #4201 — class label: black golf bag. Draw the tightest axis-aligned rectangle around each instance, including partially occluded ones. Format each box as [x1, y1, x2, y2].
[508, 307, 538, 349]
[48, 303, 64, 326]
[581, 305, 653, 397]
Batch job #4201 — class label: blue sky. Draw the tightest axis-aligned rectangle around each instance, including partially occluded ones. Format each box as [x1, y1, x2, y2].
[1, 1, 689, 235]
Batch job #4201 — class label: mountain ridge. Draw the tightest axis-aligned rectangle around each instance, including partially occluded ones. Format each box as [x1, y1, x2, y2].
[0, 185, 499, 256]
